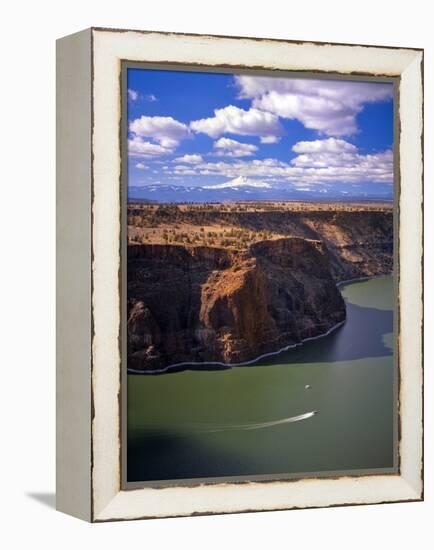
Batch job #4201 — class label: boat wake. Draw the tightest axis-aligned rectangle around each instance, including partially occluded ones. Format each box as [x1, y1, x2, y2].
[140, 411, 318, 438]
[202, 410, 318, 433]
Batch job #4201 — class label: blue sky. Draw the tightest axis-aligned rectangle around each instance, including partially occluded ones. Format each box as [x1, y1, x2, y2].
[127, 68, 394, 199]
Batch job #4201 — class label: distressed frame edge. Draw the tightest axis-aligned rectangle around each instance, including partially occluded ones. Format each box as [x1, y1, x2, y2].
[95, 479, 422, 523]
[90, 28, 423, 522]
[396, 51, 424, 500]
[56, 27, 93, 522]
[90, 25, 424, 53]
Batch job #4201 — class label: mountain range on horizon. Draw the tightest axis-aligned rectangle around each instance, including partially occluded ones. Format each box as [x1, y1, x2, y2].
[128, 176, 393, 203]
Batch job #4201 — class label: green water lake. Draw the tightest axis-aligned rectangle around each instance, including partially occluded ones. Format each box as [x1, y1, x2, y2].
[127, 276, 396, 483]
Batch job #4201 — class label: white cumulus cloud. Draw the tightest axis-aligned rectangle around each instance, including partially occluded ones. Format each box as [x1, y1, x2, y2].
[172, 167, 197, 176]
[190, 105, 283, 143]
[260, 136, 280, 144]
[128, 136, 173, 157]
[235, 76, 393, 137]
[128, 89, 139, 101]
[290, 139, 393, 181]
[129, 115, 191, 149]
[292, 138, 357, 154]
[127, 90, 157, 102]
[174, 154, 203, 164]
[213, 137, 258, 157]
[161, 138, 392, 186]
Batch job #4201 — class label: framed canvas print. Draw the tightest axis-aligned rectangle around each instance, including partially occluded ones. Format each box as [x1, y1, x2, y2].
[56, 28, 423, 522]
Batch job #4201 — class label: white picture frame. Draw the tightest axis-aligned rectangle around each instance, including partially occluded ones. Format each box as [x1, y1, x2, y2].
[56, 27, 423, 522]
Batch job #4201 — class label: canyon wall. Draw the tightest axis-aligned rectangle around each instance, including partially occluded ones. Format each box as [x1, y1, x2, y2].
[127, 210, 393, 372]
[128, 238, 346, 371]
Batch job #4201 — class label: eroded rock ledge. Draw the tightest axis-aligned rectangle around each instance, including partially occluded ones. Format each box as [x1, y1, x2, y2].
[127, 238, 347, 371]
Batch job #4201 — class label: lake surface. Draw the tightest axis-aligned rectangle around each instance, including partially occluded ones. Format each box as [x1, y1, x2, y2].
[127, 276, 396, 483]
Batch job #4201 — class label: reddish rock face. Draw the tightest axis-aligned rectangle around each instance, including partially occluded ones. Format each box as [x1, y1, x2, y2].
[127, 237, 347, 371]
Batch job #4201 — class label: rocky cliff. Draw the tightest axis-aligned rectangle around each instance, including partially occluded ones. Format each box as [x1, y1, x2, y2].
[257, 210, 394, 282]
[127, 238, 346, 371]
[127, 208, 393, 372]
[178, 209, 393, 282]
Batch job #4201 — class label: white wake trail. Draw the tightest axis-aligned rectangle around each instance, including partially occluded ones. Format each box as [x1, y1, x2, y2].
[203, 411, 318, 433]
[241, 410, 318, 430]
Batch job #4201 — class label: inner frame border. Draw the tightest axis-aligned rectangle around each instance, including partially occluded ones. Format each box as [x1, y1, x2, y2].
[119, 60, 401, 491]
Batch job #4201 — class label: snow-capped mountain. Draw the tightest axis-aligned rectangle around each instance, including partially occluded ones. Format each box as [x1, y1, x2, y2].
[203, 176, 271, 189]
[128, 178, 393, 203]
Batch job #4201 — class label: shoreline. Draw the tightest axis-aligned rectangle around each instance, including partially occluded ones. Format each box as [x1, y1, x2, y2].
[128, 273, 392, 375]
[128, 319, 346, 375]
[336, 272, 391, 288]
